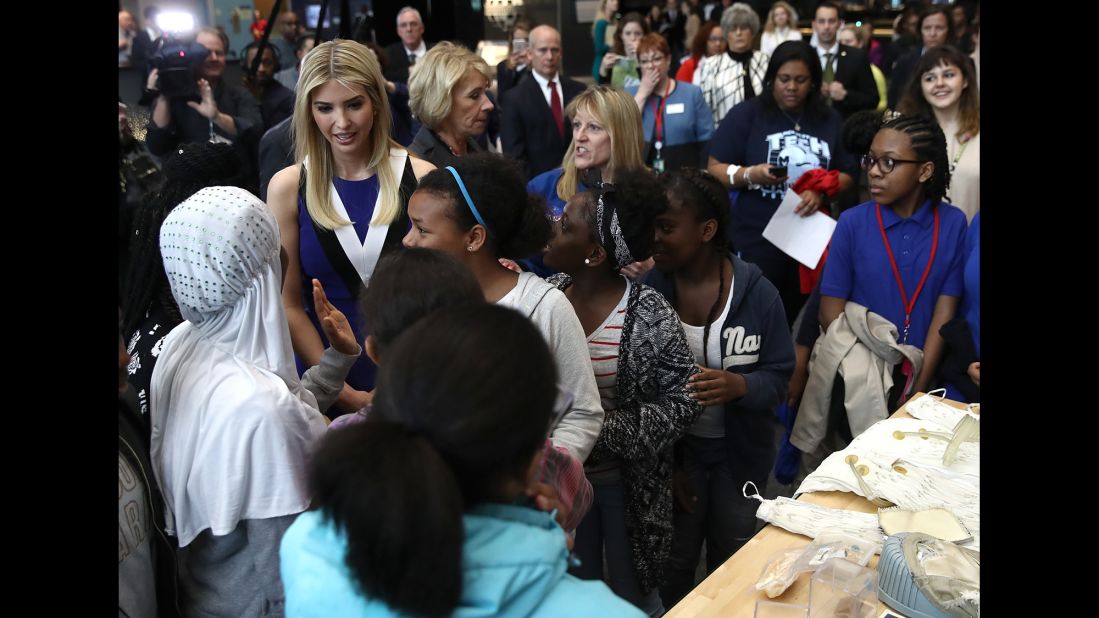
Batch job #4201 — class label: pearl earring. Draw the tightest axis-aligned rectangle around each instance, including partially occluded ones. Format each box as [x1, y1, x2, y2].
[584, 258, 591, 265]
[468, 246, 475, 252]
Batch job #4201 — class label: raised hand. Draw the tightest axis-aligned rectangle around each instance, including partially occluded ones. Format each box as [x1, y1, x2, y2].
[313, 279, 361, 356]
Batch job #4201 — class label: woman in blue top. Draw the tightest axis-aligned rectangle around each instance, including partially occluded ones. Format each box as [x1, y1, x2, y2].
[268, 40, 435, 416]
[707, 40, 857, 326]
[627, 33, 713, 172]
[279, 304, 644, 618]
[940, 211, 979, 402]
[528, 85, 647, 220]
[819, 112, 968, 398]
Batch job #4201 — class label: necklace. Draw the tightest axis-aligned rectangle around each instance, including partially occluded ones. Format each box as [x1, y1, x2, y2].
[780, 108, 803, 132]
[949, 133, 971, 175]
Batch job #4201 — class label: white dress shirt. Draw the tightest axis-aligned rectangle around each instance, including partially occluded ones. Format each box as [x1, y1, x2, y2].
[531, 70, 563, 109]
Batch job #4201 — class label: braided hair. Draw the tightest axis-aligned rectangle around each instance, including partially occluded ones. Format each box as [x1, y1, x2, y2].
[882, 114, 951, 207]
[121, 142, 255, 338]
[843, 111, 951, 207]
[657, 168, 734, 362]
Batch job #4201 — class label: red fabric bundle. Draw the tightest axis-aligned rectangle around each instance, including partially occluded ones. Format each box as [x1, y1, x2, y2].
[792, 168, 840, 198]
[791, 168, 839, 292]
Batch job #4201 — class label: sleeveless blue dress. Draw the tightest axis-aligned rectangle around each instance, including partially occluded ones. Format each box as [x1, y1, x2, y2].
[296, 169, 413, 402]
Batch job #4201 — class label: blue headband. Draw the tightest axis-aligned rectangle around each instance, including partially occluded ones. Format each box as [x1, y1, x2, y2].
[444, 166, 490, 235]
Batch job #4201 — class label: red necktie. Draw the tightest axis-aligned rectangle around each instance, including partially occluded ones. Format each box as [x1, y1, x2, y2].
[548, 80, 564, 138]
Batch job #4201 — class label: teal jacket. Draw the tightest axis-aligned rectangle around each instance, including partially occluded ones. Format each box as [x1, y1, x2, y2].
[281, 503, 645, 617]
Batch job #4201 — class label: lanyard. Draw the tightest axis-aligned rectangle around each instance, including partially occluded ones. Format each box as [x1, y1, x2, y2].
[649, 80, 672, 151]
[875, 203, 939, 344]
[950, 136, 970, 175]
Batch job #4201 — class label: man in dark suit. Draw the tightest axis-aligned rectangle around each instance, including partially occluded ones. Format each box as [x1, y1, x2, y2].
[658, 0, 688, 58]
[384, 6, 432, 84]
[501, 25, 586, 180]
[811, 1, 878, 119]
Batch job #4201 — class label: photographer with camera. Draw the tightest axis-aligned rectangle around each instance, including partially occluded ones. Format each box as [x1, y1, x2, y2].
[144, 26, 262, 159]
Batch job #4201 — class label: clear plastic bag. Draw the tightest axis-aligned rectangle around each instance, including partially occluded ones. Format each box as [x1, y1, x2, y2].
[754, 532, 882, 599]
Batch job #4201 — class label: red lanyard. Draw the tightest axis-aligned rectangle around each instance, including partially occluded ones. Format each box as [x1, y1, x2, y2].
[649, 81, 672, 148]
[875, 203, 939, 344]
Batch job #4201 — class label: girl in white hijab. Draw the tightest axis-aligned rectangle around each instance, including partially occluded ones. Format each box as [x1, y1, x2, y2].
[150, 186, 357, 616]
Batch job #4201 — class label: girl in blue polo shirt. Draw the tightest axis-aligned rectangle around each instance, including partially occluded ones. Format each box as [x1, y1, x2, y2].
[819, 112, 967, 398]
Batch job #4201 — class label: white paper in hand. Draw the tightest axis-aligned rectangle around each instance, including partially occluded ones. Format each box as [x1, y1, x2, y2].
[762, 188, 837, 269]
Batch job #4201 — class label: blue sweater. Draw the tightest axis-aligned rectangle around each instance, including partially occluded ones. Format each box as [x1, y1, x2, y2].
[645, 254, 795, 484]
[280, 504, 644, 618]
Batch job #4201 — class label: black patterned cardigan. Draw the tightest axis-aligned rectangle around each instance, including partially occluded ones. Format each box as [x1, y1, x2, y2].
[548, 274, 702, 592]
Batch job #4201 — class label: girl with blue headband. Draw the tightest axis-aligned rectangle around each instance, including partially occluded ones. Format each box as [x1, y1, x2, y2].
[403, 152, 606, 469]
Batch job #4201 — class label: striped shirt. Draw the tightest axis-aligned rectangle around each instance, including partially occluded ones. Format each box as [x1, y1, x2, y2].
[588, 281, 630, 412]
[583, 280, 630, 482]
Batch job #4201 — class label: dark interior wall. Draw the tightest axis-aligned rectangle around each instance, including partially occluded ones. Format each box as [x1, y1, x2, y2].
[364, 1, 484, 50]
[496, 0, 593, 80]
[558, 1, 593, 79]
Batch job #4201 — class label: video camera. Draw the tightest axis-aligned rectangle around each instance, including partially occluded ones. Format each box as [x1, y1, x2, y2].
[151, 42, 210, 100]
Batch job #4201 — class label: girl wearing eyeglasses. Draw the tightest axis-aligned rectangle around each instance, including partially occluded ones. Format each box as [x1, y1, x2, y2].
[793, 112, 968, 472]
[707, 40, 857, 327]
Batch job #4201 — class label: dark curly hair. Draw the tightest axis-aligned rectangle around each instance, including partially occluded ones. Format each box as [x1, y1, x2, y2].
[120, 142, 256, 338]
[414, 153, 552, 260]
[578, 167, 664, 267]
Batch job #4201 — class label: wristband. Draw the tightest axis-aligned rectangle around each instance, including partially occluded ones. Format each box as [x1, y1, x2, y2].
[727, 164, 741, 185]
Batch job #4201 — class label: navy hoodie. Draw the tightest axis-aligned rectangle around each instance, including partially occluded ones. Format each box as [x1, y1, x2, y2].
[644, 253, 795, 485]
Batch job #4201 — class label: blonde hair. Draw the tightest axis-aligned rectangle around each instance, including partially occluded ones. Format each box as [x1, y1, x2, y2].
[838, 24, 860, 45]
[293, 39, 401, 231]
[763, 1, 798, 33]
[592, 0, 618, 45]
[408, 42, 492, 129]
[556, 86, 645, 202]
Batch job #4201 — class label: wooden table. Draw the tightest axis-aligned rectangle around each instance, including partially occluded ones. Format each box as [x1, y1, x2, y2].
[664, 393, 974, 617]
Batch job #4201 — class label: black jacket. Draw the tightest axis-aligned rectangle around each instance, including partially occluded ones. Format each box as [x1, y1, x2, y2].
[495, 59, 529, 99]
[645, 254, 795, 486]
[888, 47, 922, 109]
[500, 74, 586, 179]
[936, 317, 980, 403]
[408, 126, 483, 170]
[384, 41, 434, 84]
[119, 393, 181, 617]
[821, 44, 880, 118]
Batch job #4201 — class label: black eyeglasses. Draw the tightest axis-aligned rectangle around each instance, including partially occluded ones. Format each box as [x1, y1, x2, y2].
[860, 154, 926, 174]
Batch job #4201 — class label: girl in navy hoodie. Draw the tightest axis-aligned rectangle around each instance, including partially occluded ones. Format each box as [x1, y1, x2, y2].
[644, 168, 794, 606]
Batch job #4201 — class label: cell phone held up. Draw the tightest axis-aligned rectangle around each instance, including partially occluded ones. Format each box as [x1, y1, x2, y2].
[768, 165, 788, 178]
